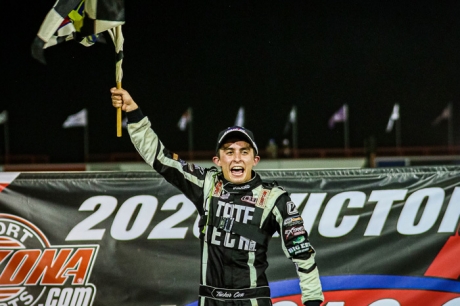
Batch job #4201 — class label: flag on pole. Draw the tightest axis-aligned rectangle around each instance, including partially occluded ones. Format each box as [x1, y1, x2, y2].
[386, 103, 400, 132]
[328, 105, 348, 129]
[0, 110, 8, 125]
[178, 108, 192, 131]
[432, 104, 452, 126]
[234, 107, 245, 127]
[32, 0, 125, 64]
[33, 0, 125, 137]
[63, 109, 87, 128]
[283, 106, 297, 135]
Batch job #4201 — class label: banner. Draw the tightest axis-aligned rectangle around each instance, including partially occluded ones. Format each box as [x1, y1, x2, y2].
[0, 167, 459, 306]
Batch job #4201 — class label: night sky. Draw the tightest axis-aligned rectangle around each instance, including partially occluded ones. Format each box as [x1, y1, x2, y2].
[4, 0, 460, 162]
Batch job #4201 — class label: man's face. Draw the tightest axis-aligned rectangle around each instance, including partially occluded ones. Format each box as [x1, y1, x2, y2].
[212, 138, 260, 184]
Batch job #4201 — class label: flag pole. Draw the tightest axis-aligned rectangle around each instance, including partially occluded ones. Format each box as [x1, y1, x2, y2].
[117, 82, 122, 137]
[110, 26, 124, 138]
[3, 111, 9, 164]
[344, 104, 350, 149]
[292, 105, 298, 157]
[396, 115, 401, 148]
[448, 102, 453, 147]
[188, 107, 194, 160]
[84, 110, 89, 162]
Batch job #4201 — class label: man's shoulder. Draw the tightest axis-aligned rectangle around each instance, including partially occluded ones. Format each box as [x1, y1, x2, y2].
[261, 180, 286, 191]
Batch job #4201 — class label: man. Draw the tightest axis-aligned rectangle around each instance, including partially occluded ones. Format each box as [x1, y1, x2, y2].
[111, 88, 324, 306]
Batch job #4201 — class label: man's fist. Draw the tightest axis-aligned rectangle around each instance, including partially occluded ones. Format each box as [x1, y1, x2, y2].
[110, 88, 139, 112]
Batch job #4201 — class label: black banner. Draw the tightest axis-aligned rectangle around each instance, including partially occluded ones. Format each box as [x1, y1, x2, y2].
[0, 166, 459, 306]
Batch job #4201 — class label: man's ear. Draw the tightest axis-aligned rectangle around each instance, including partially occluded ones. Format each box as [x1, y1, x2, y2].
[212, 156, 221, 167]
[253, 155, 260, 166]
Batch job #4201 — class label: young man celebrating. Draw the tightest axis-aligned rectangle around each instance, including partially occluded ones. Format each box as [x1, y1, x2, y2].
[111, 88, 324, 306]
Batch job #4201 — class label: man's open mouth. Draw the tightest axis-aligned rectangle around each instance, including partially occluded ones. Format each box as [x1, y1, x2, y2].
[231, 166, 244, 175]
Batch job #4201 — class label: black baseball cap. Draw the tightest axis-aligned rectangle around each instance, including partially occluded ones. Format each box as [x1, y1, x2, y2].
[216, 126, 259, 155]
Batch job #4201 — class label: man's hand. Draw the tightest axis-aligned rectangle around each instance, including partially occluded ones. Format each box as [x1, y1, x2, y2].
[111, 88, 139, 112]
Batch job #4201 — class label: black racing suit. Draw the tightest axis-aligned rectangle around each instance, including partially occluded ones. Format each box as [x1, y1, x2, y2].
[126, 109, 324, 306]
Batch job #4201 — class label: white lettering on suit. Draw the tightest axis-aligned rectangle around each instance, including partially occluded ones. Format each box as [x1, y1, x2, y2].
[211, 200, 257, 250]
[215, 201, 255, 223]
[211, 227, 222, 245]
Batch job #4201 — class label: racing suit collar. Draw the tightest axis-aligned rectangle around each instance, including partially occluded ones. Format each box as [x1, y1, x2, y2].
[219, 171, 262, 193]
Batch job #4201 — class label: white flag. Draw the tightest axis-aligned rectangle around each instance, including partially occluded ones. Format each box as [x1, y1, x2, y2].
[63, 109, 87, 128]
[328, 104, 348, 129]
[177, 108, 192, 131]
[284, 106, 297, 134]
[288, 106, 297, 124]
[386, 104, 400, 132]
[234, 107, 245, 127]
[0, 110, 8, 125]
[432, 104, 451, 126]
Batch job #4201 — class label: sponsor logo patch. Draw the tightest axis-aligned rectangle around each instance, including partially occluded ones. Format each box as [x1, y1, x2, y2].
[287, 242, 312, 256]
[241, 196, 257, 205]
[194, 164, 205, 175]
[292, 236, 306, 245]
[286, 201, 299, 215]
[283, 216, 303, 227]
[232, 185, 250, 190]
[220, 190, 230, 200]
[0, 214, 99, 306]
[284, 226, 306, 239]
[256, 189, 270, 208]
[213, 181, 223, 197]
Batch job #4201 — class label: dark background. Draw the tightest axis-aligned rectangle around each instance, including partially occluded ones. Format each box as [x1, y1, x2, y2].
[3, 0, 460, 162]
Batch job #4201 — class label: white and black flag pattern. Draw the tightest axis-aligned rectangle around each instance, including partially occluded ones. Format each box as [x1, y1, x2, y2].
[32, 0, 125, 64]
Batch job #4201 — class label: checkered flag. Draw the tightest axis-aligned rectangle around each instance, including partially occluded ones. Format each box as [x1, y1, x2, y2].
[32, 0, 126, 136]
[32, 0, 125, 64]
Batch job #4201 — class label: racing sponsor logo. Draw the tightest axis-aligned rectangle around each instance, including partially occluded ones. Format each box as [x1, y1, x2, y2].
[187, 163, 204, 174]
[232, 185, 250, 190]
[256, 189, 270, 208]
[284, 226, 306, 239]
[241, 196, 257, 205]
[0, 214, 99, 306]
[286, 201, 299, 215]
[287, 242, 311, 256]
[283, 216, 303, 227]
[194, 164, 205, 175]
[213, 181, 223, 197]
[215, 201, 255, 224]
[220, 190, 230, 200]
[292, 236, 305, 245]
[0, 173, 19, 193]
[210, 201, 257, 251]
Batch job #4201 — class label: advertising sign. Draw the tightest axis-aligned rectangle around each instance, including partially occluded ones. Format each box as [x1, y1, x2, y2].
[0, 167, 459, 305]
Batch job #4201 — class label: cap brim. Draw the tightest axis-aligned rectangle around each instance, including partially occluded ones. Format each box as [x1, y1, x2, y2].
[216, 131, 258, 155]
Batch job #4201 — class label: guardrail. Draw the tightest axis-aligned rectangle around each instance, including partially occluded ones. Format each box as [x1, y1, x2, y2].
[1, 145, 460, 164]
